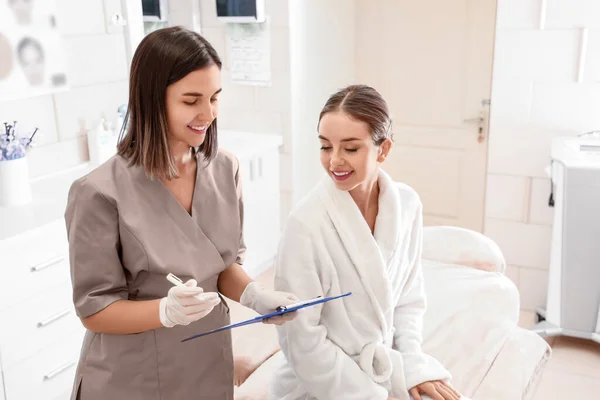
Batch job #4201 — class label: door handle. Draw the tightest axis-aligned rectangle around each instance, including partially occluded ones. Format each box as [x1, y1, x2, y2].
[463, 112, 487, 143]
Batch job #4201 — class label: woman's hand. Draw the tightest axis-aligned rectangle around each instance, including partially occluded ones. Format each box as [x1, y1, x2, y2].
[240, 282, 299, 325]
[159, 279, 221, 328]
[409, 380, 462, 400]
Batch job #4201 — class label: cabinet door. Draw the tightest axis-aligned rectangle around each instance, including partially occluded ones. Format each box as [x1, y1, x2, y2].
[238, 156, 260, 274]
[239, 149, 281, 277]
[252, 150, 280, 268]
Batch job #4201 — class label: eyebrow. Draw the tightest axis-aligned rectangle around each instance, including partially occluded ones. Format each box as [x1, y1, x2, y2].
[182, 88, 222, 97]
[318, 135, 361, 142]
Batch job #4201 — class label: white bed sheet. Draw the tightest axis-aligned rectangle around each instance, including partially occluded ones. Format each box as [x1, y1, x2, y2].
[422, 260, 549, 399]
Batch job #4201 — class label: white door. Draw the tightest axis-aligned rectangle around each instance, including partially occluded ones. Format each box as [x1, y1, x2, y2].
[355, 0, 497, 232]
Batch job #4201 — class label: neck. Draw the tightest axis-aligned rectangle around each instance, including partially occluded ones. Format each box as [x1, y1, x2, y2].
[349, 172, 380, 217]
[169, 140, 194, 169]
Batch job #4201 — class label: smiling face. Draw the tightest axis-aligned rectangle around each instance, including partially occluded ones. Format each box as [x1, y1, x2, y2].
[165, 64, 221, 148]
[117, 27, 224, 180]
[318, 111, 391, 191]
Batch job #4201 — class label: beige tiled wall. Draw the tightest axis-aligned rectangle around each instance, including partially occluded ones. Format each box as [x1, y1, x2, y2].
[485, 0, 600, 310]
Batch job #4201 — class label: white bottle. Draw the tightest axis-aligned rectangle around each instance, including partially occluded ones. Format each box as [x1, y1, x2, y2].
[87, 118, 112, 166]
[115, 112, 124, 136]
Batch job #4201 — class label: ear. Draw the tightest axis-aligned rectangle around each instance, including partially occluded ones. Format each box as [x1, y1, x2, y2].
[377, 139, 392, 163]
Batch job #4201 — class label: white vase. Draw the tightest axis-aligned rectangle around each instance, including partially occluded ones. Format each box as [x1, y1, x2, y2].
[0, 156, 32, 207]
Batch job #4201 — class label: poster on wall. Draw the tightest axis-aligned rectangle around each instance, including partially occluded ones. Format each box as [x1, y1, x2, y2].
[0, 0, 69, 102]
[226, 19, 271, 86]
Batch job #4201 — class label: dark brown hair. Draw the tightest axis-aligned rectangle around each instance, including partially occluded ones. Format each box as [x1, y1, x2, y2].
[117, 26, 222, 180]
[318, 84, 393, 145]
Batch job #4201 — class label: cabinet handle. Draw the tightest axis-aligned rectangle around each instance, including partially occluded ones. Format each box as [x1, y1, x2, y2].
[37, 308, 71, 328]
[30, 256, 65, 272]
[249, 159, 256, 181]
[43, 360, 77, 381]
[258, 157, 263, 178]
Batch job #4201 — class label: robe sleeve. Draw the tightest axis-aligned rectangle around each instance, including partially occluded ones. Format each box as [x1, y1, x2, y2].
[274, 217, 389, 400]
[65, 177, 128, 319]
[392, 197, 451, 390]
[234, 157, 246, 265]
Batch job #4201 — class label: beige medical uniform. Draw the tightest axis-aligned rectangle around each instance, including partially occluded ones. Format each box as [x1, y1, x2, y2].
[64, 150, 245, 400]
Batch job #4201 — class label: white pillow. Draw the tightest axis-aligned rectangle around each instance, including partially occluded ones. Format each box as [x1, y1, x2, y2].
[422, 226, 506, 274]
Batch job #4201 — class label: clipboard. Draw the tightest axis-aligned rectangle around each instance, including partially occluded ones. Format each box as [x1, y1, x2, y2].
[181, 292, 352, 342]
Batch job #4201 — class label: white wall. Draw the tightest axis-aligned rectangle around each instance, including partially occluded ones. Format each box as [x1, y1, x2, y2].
[198, 0, 294, 217]
[485, 0, 600, 310]
[288, 0, 356, 204]
[168, 0, 201, 31]
[200, 0, 356, 213]
[0, 0, 129, 179]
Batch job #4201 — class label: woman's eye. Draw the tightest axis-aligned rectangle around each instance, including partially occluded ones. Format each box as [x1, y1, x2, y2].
[345, 148, 358, 153]
[210, 97, 218, 103]
[184, 100, 197, 106]
[320, 146, 332, 151]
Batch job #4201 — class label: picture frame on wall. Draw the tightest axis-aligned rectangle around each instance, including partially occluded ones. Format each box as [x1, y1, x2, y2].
[0, 0, 69, 101]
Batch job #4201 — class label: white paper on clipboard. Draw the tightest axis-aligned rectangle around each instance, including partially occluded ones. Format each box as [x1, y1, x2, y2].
[226, 18, 271, 86]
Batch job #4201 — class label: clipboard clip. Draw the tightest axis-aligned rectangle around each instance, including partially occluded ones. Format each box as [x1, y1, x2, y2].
[276, 296, 322, 312]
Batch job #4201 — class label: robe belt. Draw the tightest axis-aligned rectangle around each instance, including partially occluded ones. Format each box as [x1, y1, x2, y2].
[356, 335, 409, 399]
[356, 332, 395, 383]
[358, 341, 393, 383]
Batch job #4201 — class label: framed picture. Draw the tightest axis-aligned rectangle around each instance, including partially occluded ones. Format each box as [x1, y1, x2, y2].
[0, 0, 69, 101]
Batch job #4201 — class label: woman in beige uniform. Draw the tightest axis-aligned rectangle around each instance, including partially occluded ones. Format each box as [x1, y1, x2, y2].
[65, 26, 298, 400]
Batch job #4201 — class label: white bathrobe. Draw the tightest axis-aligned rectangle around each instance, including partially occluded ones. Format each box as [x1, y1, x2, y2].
[269, 169, 451, 400]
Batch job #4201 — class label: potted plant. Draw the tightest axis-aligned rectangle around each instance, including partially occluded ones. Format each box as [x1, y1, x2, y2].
[0, 121, 37, 207]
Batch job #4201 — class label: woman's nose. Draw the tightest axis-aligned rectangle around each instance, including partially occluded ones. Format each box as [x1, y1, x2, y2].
[198, 101, 215, 120]
[330, 151, 344, 166]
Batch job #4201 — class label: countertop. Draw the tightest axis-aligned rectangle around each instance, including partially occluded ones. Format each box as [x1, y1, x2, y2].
[0, 163, 92, 241]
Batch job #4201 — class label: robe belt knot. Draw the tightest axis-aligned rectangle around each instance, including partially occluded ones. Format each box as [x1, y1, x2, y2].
[358, 338, 393, 384]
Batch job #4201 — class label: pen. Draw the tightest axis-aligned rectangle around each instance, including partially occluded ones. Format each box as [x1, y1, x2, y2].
[166, 273, 205, 301]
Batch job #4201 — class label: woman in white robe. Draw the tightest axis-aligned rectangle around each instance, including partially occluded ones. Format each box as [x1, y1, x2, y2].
[269, 85, 466, 400]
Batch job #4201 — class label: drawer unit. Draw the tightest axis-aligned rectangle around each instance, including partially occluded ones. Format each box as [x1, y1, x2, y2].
[0, 281, 84, 369]
[0, 184, 82, 400]
[0, 221, 70, 312]
[3, 330, 84, 400]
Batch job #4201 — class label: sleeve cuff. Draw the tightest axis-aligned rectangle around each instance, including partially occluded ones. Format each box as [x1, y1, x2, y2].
[403, 353, 452, 391]
[76, 292, 128, 319]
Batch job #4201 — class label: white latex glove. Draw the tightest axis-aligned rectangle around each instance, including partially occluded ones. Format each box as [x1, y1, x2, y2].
[240, 281, 299, 325]
[159, 279, 221, 328]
